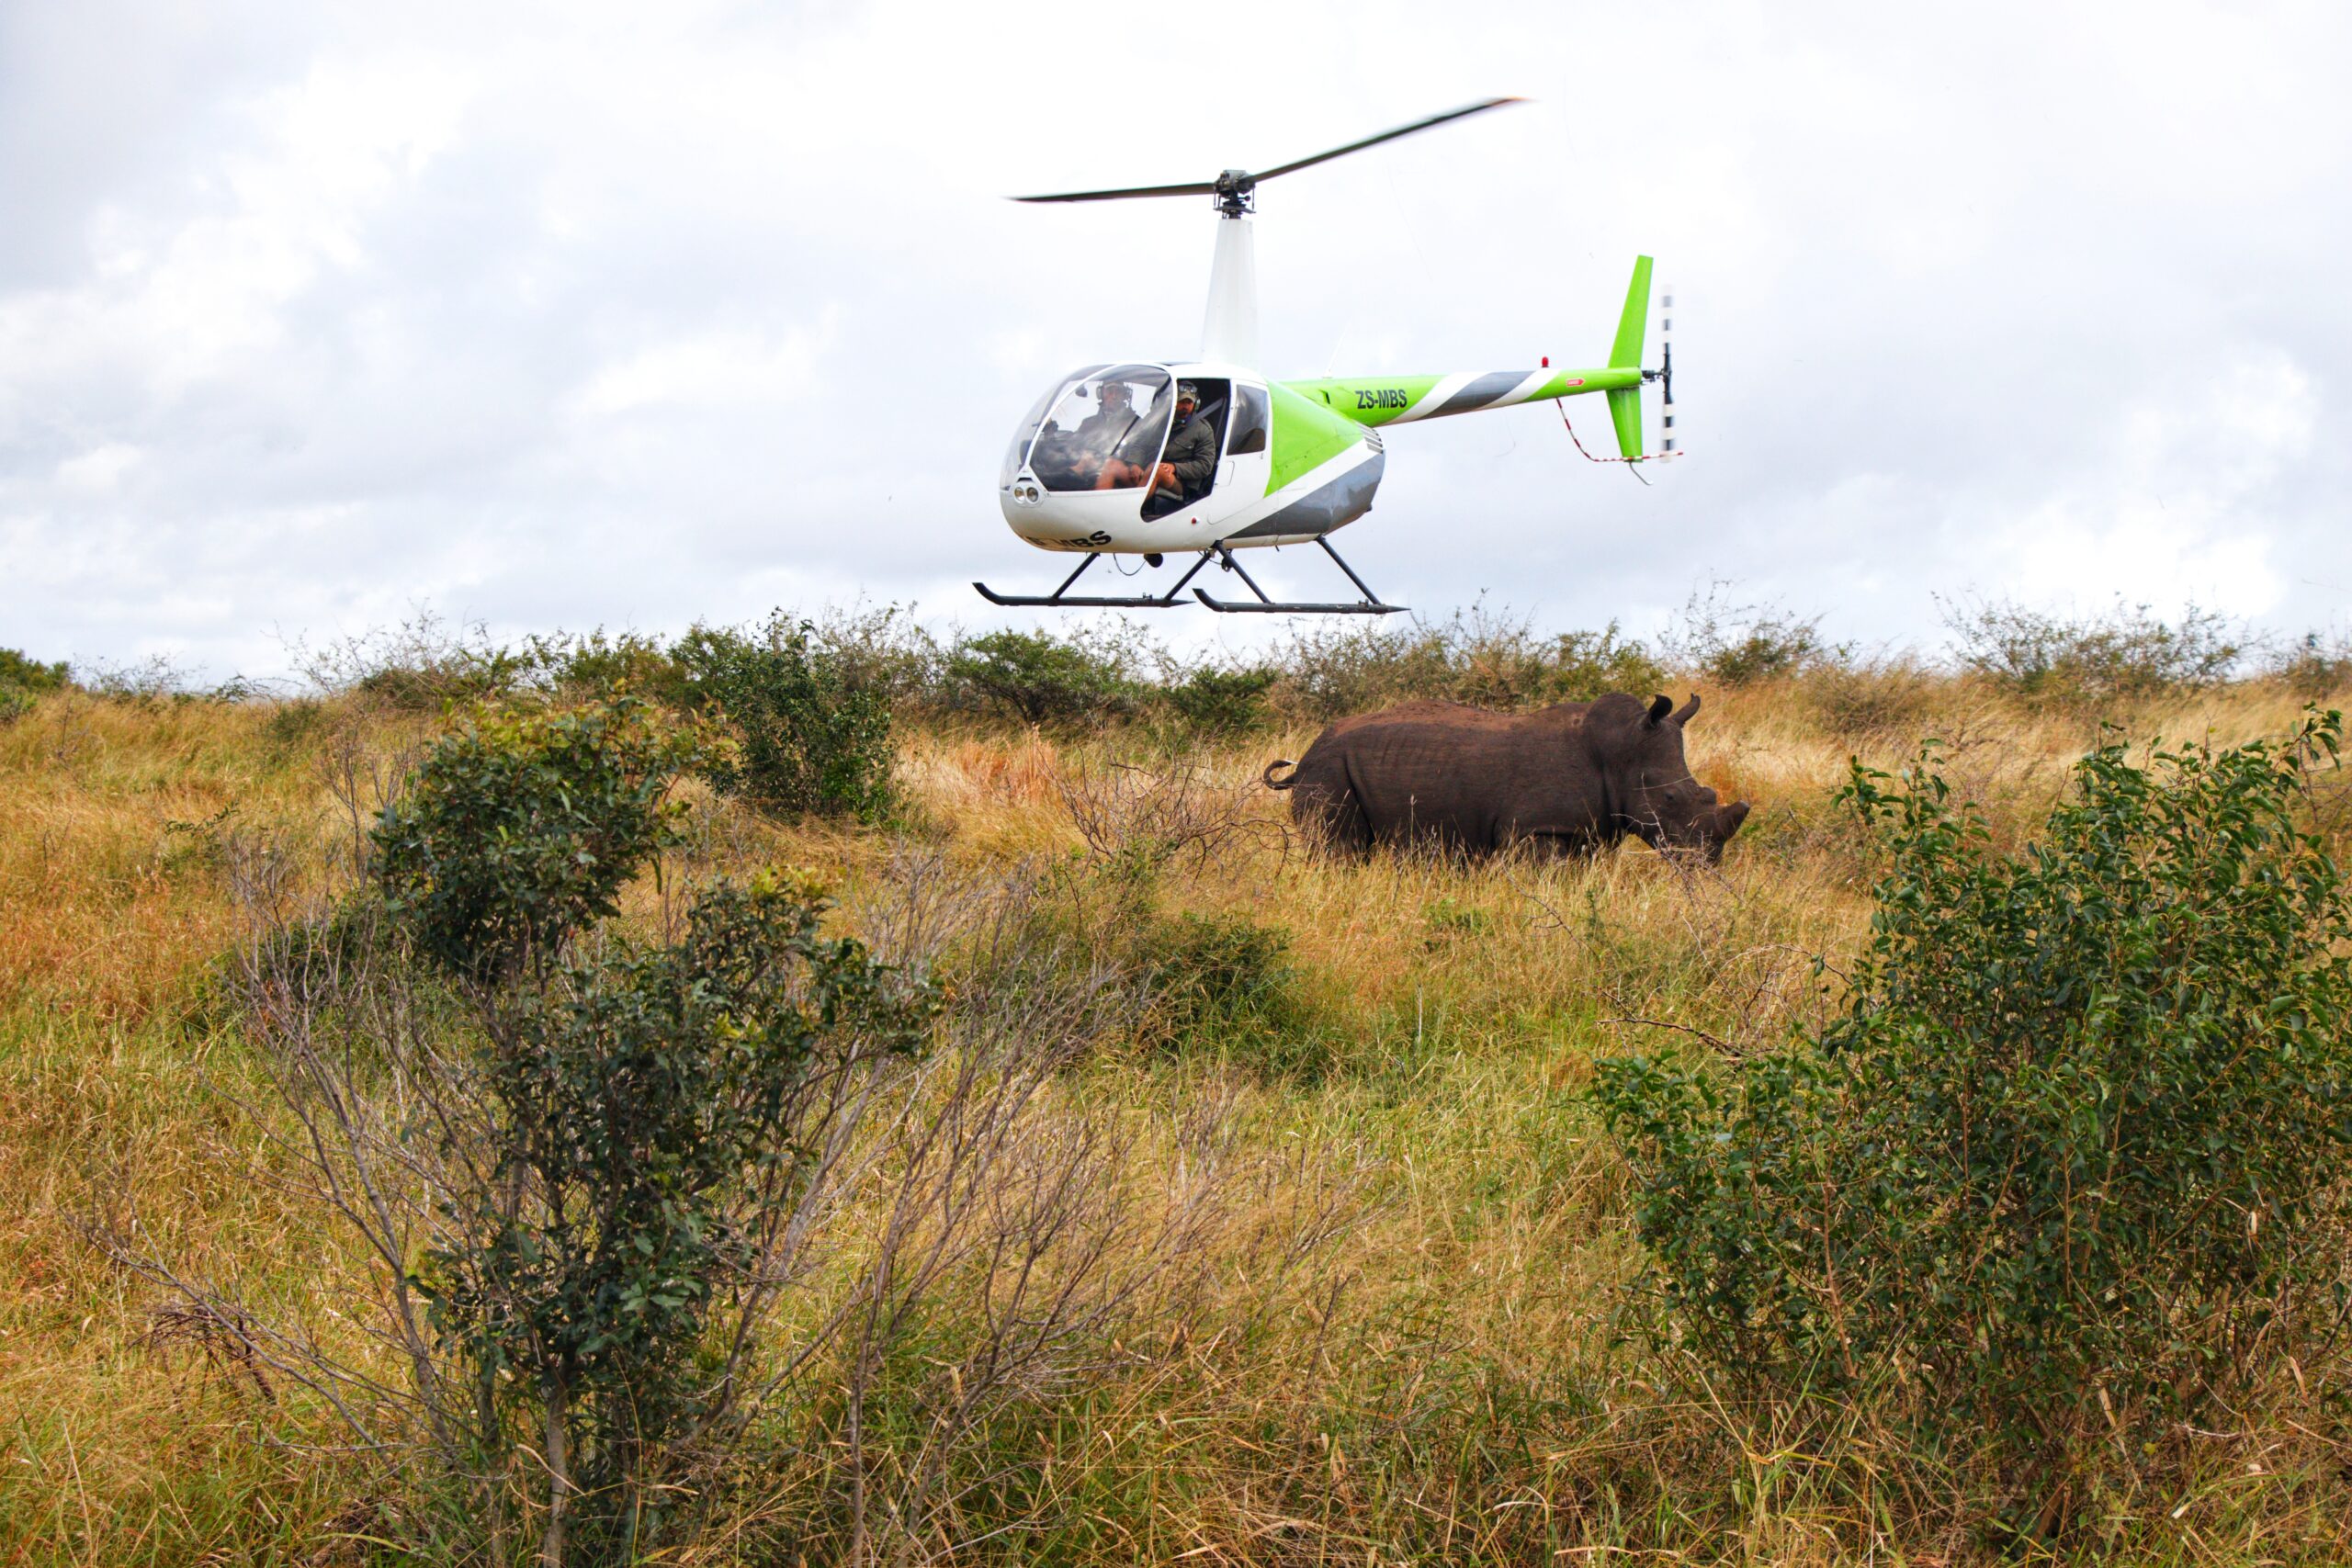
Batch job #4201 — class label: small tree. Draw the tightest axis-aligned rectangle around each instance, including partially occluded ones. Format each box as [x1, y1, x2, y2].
[673, 613, 897, 821]
[1595, 714, 2352, 1530]
[374, 697, 704, 983]
[372, 696, 933, 1562]
[424, 874, 934, 1561]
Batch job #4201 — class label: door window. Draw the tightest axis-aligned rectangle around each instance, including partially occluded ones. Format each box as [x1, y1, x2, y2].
[1227, 382, 1270, 456]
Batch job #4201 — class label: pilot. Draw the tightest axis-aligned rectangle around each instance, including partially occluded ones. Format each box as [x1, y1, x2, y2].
[1070, 378, 1139, 481]
[1097, 379, 1216, 503]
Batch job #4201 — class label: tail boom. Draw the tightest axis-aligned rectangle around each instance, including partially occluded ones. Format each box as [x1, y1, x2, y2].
[1283, 365, 1636, 427]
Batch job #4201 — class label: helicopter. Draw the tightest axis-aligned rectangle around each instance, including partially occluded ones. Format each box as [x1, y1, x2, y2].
[978, 97, 1678, 615]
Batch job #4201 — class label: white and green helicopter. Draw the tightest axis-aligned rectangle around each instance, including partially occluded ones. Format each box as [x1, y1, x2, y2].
[979, 97, 1677, 615]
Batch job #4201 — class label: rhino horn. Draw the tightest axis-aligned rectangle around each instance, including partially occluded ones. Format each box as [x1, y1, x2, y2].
[1669, 694, 1702, 727]
[1645, 694, 1673, 727]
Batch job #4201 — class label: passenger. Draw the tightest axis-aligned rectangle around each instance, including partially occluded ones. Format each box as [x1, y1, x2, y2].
[1098, 379, 1215, 502]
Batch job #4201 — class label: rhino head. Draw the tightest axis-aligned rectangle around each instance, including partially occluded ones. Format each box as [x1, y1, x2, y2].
[1612, 693, 1751, 863]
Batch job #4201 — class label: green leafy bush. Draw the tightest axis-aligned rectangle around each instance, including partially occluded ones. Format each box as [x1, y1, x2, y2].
[422, 874, 935, 1556]
[1594, 716, 2352, 1517]
[526, 627, 686, 702]
[0, 647, 70, 692]
[1272, 605, 1665, 720]
[1941, 595, 2241, 706]
[375, 697, 706, 983]
[673, 612, 896, 820]
[945, 628, 1141, 728]
[1159, 665, 1278, 737]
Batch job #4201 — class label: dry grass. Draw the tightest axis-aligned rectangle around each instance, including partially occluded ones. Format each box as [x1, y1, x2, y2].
[5, 675, 2350, 1564]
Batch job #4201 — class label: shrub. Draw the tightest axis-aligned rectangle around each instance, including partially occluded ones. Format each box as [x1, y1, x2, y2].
[1941, 595, 2241, 706]
[0, 648, 70, 694]
[945, 627, 1141, 728]
[1270, 604, 1666, 720]
[526, 628, 686, 702]
[1594, 716, 2352, 1526]
[2268, 630, 2352, 699]
[1660, 582, 1823, 686]
[375, 696, 707, 983]
[300, 613, 539, 710]
[422, 874, 935, 1559]
[673, 612, 897, 821]
[1158, 665, 1278, 737]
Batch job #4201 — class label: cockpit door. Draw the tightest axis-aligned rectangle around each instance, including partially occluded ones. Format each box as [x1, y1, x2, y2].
[1219, 379, 1274, 513]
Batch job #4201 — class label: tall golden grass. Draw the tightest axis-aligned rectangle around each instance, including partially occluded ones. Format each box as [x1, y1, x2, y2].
[4, 672, 2349, 1565]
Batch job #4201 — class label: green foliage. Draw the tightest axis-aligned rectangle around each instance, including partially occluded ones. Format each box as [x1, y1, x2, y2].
[420, 874, 936, 1544]
[1594, 716, 2352, 1511]
[526, 627, 686, 702]
[1159, 665, 1278, 737]
[1272, 604, 1666, 720]
[1941, 595, 2241, 706]
[375, 697, 706, 983]
[946, 628, 1142, 728]
[673, 612, 897, 821]
[0, 648, 71, 694]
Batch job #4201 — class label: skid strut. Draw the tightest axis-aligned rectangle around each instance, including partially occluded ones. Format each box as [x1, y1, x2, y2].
[1193, 537, 1405, 615]
[977, 536, 1403, 615]
[974, 550, 1212, 609]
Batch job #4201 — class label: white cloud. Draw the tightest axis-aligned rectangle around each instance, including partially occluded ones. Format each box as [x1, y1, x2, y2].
[53, 442, 141, 492]
[1, 0, 2347, 680]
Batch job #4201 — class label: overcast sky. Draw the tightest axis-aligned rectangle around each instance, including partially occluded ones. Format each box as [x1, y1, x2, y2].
[3, 0, 2346, 682]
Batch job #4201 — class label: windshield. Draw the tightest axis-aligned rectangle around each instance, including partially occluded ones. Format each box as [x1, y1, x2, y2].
[1020, 364, 1173, 492]
[1001, 365, 1104, 487]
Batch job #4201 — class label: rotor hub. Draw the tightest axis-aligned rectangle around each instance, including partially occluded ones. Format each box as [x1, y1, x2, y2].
[1212, 169, 1256, 219]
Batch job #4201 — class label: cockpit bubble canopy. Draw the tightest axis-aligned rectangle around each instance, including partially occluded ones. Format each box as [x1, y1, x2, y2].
[1006, 364, 1174, 493]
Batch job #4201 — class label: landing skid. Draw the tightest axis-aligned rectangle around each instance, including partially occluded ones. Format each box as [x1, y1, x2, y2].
[973, 549, 1212, 609]
[975, 537, 1404, 616]
[1193, 538, 1404, 615]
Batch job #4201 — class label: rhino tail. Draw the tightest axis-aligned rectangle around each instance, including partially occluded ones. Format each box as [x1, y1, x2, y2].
[1261, 759, 1299, 791]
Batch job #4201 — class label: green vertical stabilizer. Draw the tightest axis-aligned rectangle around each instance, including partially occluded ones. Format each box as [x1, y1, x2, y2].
[1606, 255, 1652, 459]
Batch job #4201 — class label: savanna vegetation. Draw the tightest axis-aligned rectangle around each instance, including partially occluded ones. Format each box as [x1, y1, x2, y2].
[6, 596, 2352, 1565]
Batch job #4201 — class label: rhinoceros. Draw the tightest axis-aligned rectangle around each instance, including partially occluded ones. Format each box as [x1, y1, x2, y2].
[1261, 693, 1750, 863]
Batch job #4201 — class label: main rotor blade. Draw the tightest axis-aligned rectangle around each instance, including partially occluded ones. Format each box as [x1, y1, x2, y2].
[1249, 96, 1526, 185]
[1011, 180, 1218, 203]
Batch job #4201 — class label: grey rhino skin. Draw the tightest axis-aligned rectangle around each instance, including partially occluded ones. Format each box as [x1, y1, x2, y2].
[1262, 692, 1751, 863]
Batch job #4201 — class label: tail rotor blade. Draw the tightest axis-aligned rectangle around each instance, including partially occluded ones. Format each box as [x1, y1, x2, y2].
[1659, 288, 1677, 456]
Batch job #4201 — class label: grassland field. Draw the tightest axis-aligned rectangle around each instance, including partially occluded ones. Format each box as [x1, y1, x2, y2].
[5, 660, 2350, 1566]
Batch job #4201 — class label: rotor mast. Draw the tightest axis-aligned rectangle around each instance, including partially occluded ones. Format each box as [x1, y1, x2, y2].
[1203, 171, 1258, 365]
[1011, 98, 1524, 373]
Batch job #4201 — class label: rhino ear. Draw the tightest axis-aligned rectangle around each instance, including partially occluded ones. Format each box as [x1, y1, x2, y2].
[1669, 694, 1702, 727]
[1645, 694, 1673, 728]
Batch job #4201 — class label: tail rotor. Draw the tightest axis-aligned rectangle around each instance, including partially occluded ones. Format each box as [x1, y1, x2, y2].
[1657, 287, 1677, 457]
